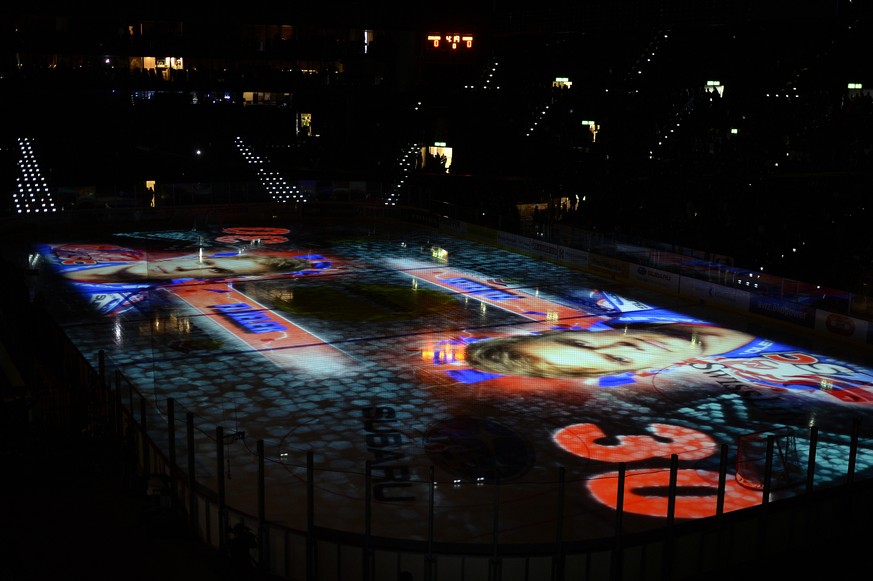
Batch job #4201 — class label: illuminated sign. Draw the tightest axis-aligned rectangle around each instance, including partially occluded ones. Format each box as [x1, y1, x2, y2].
[210, 303, 287, 334]
[427, 34, 474, 50]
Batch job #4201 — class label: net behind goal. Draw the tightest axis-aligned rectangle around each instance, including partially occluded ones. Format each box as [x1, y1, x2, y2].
[736, 427, 803, 490]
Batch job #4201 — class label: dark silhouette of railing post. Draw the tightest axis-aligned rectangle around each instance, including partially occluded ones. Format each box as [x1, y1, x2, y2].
[752, 434, 776, 564]
[663, 454, 679, 579]
[667, 454, 678, 525]
[426, 466, 435, 581]
[490, 478, 501, 581]
[128, 381, 135, 421]
[801, 425, 820, 562]
[714, 443, 729, 574]
[762, 435, 774, 505]
[363, 461, 373, 581]
[187, 411, 197, 531]
[167, 397, 178, 520]
[806, 426, 819, 493]
[139, 395, 150, 477]
[848, 417, 860, 485]
[306, 451, 316, 581]
[167, 398, 176, 484]
[98, 349, 105, 389]
[113, 370, 122, 438]
[611, 462, 626, 581]
[552, 467, 566, 581]
[716, 443, 728, 516]
[257, 439, 269, 574]
[217, 426, 227, 554]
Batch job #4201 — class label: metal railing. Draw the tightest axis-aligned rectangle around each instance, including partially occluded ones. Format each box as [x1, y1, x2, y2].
[40, 317, 867, 581]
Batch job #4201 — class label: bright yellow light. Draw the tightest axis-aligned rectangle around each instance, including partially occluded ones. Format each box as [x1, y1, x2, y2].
[421, 344, 465, 363]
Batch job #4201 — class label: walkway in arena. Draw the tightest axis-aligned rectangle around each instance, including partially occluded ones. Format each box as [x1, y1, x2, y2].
[22, 218, 873, 545]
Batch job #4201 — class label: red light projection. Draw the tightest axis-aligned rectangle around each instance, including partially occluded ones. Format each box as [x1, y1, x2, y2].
[554, 423, 717, 463]
[588, 467, 762, 519]
[554, 422, 762, 518]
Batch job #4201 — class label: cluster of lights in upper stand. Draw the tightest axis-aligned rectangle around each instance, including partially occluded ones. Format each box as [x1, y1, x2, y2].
[386, 55, 503, 207]
[14, 137, 58, 214]
[463, 57, 501, 91]
[234, 137, 307, 204]
[626, 30, 670, 86]
[525, 103, 551, 138]
[384, 141, 420, 206]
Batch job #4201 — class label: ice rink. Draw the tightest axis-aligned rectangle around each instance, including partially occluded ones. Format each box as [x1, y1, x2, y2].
[28, 219, 873, 545]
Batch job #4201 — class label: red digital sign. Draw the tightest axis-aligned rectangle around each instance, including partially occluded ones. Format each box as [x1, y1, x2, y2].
[427, 34, 474, 50]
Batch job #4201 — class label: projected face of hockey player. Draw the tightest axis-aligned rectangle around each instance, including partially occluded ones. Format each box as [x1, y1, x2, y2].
[70, 253, 311, 283]
[464, 324, 754, 379]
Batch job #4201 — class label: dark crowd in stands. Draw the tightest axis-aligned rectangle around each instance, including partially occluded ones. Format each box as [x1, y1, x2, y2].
[2, 7, 872, 300]
[419, 22, 873, 300]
